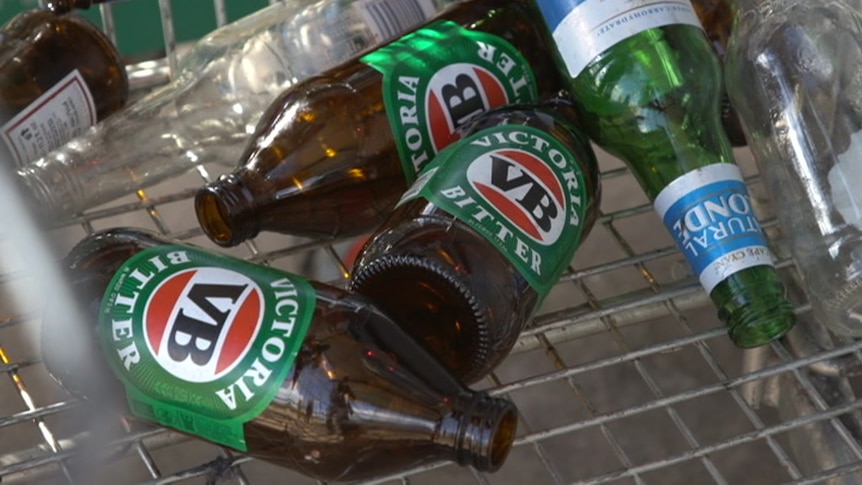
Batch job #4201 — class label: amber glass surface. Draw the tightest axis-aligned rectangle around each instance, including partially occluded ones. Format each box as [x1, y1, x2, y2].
[194, 0, 568, 246]
[0, 10, 128, 124]
[691, 0, 746, 146]
[350, 105, 600, 383]
[43, 228, 517, 482]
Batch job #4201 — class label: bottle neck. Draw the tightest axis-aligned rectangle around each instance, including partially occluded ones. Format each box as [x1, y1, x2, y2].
[194, 171, 262, 247]
[437, 393, 517, 472]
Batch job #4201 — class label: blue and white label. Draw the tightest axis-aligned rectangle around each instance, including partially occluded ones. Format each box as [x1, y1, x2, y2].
[534, 0, 702, 78]
[655, 164, 775, 294]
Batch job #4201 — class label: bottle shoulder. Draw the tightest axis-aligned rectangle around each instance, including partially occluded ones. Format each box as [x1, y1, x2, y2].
[65, 228, 165, 275]
[359, 200, 509, 271]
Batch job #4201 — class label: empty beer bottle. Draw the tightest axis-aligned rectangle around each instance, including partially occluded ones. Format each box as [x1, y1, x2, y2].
[42, 228, 518, 482]
[195, 0, 568, 246]
[531, 0, 795, 347]
[349, 104, 599, 383]
[0, 10, 128, 167]
[691, 0, 746, 147]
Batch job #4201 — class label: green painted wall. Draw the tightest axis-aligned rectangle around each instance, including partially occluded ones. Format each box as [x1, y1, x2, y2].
[0, 0, 271, 59]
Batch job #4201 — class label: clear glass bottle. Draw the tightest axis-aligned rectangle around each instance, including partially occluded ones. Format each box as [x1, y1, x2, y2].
[725, 0, 862, 336]
[532, 0, 796, 347]
[17, 0, 456, 218]
[43, 227, 518, 481]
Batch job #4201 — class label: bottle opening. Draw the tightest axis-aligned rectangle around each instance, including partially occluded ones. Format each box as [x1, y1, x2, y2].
[713, 268, 795, 347]
[490, 407, 517, 469]
[455, 394, 518, 472]
[195, 190, 236, 246]
[194, 174, 260, 248]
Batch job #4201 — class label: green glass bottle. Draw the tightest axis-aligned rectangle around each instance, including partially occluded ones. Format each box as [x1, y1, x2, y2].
[531, 0, 795, 347]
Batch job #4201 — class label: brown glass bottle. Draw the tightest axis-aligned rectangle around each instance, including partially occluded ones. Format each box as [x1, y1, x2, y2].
[0, 10, 128, 167]
[691, 0, 747, 147]
[42, 228, 517, 481]
[349, 104, 600, 383]
[195, 0, 568, 246]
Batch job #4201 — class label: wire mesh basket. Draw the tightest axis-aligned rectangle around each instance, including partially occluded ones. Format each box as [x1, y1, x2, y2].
[3, 1, 862, 484]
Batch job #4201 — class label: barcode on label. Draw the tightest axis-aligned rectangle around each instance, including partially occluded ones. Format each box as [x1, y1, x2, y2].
[358, 0, 437, 42]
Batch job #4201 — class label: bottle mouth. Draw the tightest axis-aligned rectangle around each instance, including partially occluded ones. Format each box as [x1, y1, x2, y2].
[721, 292, 796, 348]
[457, 394, 518, 472]
[712, 267, 797, 348]
[194, 174, 259, 247]
[350, 253, 490, 383]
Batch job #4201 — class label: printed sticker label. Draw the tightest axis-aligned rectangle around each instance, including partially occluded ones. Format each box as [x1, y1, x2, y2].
[362, 20, 539, 182]
[399, 124, 590, 296]
[1, 70, 96, 167]
[357, 0, 439, 43]
[534, 0, 702, 78]
[654, 163, 775, 293]
[98, 246, 316, 451]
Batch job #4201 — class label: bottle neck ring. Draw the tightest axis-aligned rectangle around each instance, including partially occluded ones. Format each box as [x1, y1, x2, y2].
[451, 393, 518, 472]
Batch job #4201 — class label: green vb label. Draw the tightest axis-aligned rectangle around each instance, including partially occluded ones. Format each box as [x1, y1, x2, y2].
[361, 20, 538, 183]
[98, 246, 315, 451]
[400, 125, 589, 296]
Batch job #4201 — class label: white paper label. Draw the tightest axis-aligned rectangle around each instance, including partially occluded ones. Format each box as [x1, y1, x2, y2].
[655, 164, 775, 294]
[358, 0, 438, 43]
[1, 70, 97, 167]
[535, 0, 703, 78]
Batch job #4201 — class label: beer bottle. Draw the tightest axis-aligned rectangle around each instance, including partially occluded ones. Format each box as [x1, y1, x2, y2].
[349, 104, 600, 383]
[691, 0, 746, 147]
[42, 228, 518, 481]
[531, 0, 795, 347]
[18, 0, 457, 219]
[0, 10, 128, 167]
[194, 0, 568, 246]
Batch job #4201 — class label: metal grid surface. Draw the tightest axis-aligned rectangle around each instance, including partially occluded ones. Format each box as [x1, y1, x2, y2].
[3, 1, 862, 483]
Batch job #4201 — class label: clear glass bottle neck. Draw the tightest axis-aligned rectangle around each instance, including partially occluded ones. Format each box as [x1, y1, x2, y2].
[732, 0, 798, 14]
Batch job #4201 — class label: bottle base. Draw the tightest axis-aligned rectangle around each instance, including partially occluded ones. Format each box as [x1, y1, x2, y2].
[350, 253, 491, 383]
[815, 276, 862, 337]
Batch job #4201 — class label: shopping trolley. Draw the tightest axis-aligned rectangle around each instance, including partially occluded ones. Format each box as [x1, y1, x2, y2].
[3, 1, 862, 483]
